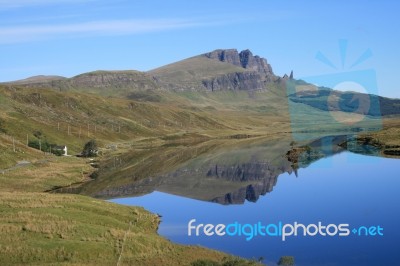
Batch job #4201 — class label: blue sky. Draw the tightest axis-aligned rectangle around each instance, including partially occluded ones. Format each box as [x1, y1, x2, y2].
[1, 0, 399, 98]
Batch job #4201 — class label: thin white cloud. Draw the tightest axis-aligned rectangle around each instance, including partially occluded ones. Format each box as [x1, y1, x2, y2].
[0, 19, 208, 43]
[0, 0, 93, 8]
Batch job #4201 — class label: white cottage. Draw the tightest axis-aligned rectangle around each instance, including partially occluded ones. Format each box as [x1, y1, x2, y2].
[53, 145, 68, 156]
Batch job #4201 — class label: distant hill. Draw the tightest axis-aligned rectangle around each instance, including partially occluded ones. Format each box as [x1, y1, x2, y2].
[288, 85, 400, 117]
[11, 75, 66, 84]
[5, 70, 159, 98]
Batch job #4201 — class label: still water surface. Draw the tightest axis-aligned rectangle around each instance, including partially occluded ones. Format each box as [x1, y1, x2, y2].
[112, 151, 400, 266]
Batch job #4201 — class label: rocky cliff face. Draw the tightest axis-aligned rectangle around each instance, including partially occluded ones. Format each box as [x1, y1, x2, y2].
[201, 72, 265, 91]
[204, 49, 242, 66]
[203, 49, 276, 82]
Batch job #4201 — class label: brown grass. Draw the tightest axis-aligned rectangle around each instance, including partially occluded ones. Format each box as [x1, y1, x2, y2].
[0, 192, 239, 266]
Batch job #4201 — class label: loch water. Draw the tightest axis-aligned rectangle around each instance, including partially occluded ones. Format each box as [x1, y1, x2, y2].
[108, 136, 399, 265]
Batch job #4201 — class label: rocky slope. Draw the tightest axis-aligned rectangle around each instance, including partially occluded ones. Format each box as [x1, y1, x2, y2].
[150, 49, 279, 91]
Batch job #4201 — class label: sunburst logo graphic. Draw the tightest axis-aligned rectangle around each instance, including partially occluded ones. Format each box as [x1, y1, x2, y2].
[317, 40, 374, 125]
[286, 39, 382, 142]
[315, 39, 372, 70]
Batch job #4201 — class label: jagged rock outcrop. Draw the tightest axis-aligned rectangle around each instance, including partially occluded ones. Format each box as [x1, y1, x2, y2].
[201, 72, 265, 91]
[203, 49, 276, 82]
[204, 49, 242, 67]
[239, 49, 274, 79]
[276, 71, 294, 84]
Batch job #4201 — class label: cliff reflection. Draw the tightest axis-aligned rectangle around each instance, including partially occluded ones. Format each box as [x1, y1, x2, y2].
[57, 134, 383, 204]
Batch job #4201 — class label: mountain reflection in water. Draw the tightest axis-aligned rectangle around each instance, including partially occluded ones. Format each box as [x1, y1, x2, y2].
[57, 134, 386, 204]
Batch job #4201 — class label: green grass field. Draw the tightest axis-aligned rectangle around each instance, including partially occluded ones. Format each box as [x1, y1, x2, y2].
[0, 192, 258, 266]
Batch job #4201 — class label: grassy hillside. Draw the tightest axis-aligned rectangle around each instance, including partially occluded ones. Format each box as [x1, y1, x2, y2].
[0, 85, 232, 167]
[0, 192, 254, 266]
[0, 156, 91, 193]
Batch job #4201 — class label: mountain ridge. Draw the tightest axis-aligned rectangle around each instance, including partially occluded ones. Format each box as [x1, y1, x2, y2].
[5, 49, 283, 93]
